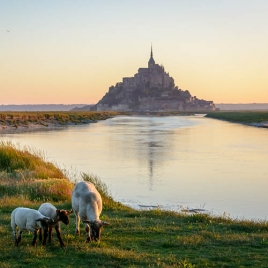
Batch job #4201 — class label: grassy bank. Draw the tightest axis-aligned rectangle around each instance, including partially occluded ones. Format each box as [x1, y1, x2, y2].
[206, 111, 268, 125]
[0, 111, 123, 132]
[1, 143, 268, 267]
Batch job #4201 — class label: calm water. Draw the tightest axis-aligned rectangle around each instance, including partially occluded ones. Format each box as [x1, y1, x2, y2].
[1, 115, 268, 221]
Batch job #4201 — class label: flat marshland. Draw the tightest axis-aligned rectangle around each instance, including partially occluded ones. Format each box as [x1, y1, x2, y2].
[206, 111, 268, 127]
[0, 111, 123, 133]
[1, 142, 268, 268]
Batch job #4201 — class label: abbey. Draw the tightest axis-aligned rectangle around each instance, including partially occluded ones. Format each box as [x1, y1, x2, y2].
[96, 46, 216, 112]
[123, 45, 174, 93]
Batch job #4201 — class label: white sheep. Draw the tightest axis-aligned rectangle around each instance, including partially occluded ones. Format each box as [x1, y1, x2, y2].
[11, 207, 54, 246]
[72, 181, 110, 242]
[38, 202, 72, 247]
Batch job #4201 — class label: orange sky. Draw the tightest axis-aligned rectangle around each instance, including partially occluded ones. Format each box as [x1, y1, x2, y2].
[1, 0, 268, 104]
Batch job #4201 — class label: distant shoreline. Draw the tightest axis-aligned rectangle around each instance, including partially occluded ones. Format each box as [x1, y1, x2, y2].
[1, 110, 267, 135]
[1, 103, 268, 112]
[0, 121, 74, 134]
[206, 111, 268, 128]
[0, 111, 120, 134]
[215, 103, 268, 111]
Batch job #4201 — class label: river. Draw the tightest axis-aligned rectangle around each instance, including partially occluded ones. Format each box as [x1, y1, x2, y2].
[1, 115, 268, 221]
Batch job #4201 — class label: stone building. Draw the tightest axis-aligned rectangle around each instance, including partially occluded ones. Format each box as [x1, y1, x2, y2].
[122, 45, 174, 93]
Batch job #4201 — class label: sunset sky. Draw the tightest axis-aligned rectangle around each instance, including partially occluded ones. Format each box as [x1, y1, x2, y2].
[1, 0, 268, 105]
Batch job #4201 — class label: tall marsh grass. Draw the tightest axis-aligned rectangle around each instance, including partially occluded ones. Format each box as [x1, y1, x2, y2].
[0, 141, 65, 179]
[0, 141, 73, 202]
[0, 177, 73, 202]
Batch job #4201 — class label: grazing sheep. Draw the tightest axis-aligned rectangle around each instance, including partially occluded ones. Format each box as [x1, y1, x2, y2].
[11, 207, 54, 246]
[38, 202, 72, 247]
[72, 181, 110, 242]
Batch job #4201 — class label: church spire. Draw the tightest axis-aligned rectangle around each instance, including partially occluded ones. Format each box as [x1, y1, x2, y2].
[148, 43, 155, 68]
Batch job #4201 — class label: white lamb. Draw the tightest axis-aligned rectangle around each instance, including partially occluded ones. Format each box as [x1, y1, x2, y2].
[38, 202, 72, 247]
[72, 181, 110, 242]
[11, 207, 54, 246]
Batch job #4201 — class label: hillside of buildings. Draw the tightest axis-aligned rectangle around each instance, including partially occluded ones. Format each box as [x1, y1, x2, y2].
[94, 47, 216, 112]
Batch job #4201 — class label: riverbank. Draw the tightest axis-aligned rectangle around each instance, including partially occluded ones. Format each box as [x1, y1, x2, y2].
[0, 111, 123, 134]
[1, 142, 268, 267]
[1, 111, 268, 135]
[206, 111, 268, 128]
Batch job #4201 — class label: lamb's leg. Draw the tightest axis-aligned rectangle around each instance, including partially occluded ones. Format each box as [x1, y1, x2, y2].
[48, 226, 53, 242]
[42, 227, 48, 246]
[32, 230, 38, 246]
[39, 228, 43, 242]
[55, 225, 66, 247]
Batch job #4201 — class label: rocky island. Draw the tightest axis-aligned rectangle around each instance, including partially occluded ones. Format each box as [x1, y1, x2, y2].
[93, 46, 216, 112]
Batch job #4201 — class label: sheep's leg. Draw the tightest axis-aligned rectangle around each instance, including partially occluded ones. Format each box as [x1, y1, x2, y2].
[42, 227, 48, 246]
[12, 228, 18, 246]
[48, 226, 53, 242]
[13, 234, 17, 246]
[38, 228, 43, 242]
[86, 225, 91, 242]
[55, 226, 66, 247]
[83, 222, 91, 243]
[32, 230, 38, 246]
[75, 211, 80, 235]
[17, 229, 23, 246]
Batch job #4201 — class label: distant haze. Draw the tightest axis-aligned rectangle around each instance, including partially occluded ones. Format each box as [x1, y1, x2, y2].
[0, 104, 87, 111]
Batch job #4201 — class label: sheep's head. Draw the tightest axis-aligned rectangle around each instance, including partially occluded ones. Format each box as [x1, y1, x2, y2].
[83, 220, 110, 242]
[56, 209, 73, 225]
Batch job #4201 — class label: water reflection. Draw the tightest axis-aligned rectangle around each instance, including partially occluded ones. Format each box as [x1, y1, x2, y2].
[108, 116, 194, 192]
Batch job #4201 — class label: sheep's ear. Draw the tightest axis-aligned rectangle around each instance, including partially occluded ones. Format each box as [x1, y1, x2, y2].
[101, 221, 110, 226]
[36, 218, 42, 222]
[56, 209, 61, 215]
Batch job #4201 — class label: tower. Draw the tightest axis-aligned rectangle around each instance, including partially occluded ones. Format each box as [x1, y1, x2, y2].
[148, 44, 155, 68]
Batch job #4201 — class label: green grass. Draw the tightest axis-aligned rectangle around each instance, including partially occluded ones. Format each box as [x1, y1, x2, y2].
[206, 111, 268, 124]
[1, 144, 268, 267]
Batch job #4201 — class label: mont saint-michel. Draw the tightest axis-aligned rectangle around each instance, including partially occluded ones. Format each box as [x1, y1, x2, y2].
[95, 46, 216, 112]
